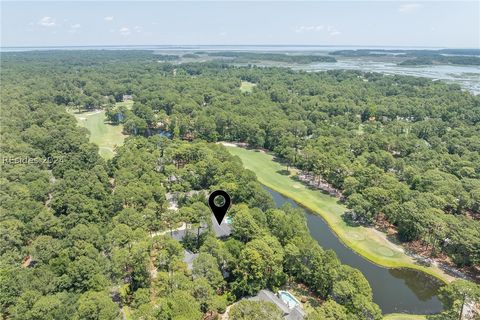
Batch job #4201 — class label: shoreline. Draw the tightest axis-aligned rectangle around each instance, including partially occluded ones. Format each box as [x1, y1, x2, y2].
[263, 179, 452, 283]
[222, 142, 458, 284]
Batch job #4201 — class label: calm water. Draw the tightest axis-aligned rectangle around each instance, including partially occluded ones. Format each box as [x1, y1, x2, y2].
[263, 185, 444, 314]
[294, 59, 480, 95]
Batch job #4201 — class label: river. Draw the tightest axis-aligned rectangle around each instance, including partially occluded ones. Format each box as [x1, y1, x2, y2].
[293, 58, 480, 95]
[263, 185, 444, 315]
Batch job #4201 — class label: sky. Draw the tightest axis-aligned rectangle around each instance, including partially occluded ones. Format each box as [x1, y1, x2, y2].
[1, 1, 479, 48]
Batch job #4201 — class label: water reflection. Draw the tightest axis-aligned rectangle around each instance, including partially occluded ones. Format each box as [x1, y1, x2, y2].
[263, 185, 444, 314]
[389, 268, 443, 302]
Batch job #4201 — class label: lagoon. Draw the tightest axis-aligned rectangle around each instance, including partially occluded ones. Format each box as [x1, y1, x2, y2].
[264, 185, 444, 315]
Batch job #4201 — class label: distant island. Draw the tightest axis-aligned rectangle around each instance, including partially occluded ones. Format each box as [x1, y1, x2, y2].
[330, 49, 480, 66]
[200, 51, 337, 64]
[398, 56, 480, 66]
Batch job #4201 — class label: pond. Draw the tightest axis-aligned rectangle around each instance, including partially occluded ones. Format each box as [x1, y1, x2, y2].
[263, 185, 444, 315]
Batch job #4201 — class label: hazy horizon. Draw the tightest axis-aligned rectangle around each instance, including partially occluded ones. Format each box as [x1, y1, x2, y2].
[1, 1, 479, 48]
[2, 44, 478, 49]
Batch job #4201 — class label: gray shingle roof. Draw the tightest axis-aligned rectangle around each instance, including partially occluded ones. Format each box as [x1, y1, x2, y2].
[285, 307, 306, 320]
[168, 214, 231, 241]
[211, 214, 232, 238]
[183, 250, 198, 270]
[248, 290, 291, 315]
[247, 290, 305, 319]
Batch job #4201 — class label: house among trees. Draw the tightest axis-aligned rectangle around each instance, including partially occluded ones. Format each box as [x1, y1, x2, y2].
[183, 250, 198, 271]
[247, 290, 305, 320]
[165, 214, 232, 242]
[210, 214, 232, 238]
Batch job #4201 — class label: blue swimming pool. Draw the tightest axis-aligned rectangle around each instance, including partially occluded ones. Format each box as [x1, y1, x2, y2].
[278, 291, 300, 309]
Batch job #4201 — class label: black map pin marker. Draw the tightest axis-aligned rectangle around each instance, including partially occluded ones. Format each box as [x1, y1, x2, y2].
[208, 190, 231, 225]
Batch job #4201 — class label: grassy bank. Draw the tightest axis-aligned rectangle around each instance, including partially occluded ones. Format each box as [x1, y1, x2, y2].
[225, 145, 455, 283]
[71, 109, 127, 159]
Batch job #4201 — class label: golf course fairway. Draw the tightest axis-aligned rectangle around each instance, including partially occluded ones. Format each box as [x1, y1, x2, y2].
[72, 110, 126, 159]
[71, 101, 132, 159]
[225, 145, 454, 284]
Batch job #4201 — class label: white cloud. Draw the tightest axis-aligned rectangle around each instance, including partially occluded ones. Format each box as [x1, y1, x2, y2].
[295, 25, 324, 33]
[327, 25, 341, 36]
[38, 16, 56, 27]
[398, 3, 422, 13]
[219, 31, 228, 37]
[133, 25, 143, 33]
[68, 24, 81, 33]
[104, 16, 114, 21]
[119, 27, 131, 36]
[296, 25, 340, 36]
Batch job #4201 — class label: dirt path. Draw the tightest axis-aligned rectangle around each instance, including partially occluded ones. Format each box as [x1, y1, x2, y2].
[220, 303, 235, 320]
[150, 222, 188, 237]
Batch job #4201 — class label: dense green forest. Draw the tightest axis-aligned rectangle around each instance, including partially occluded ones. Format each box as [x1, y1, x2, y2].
[202, 51, 337, 64]
[1, 50, 480, 319]
[20, 50, 478, 268]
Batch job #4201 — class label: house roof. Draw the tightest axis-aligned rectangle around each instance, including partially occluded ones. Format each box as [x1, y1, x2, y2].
[210, 214, 232, 238]
[247, 290, 290, 316]
[183, 250, 198, 270]
[167, 214, 231, 242]
[285, 307, 306, 320]
[247, 290, 305, 320]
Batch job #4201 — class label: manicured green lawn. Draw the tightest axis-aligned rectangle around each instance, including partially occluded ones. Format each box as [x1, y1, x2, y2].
[115, 100, 134, 109]
[72, 110, 126, 159]
[239, 81, 256, 93]
[383, 314, 426, 320]
[225, 145, 454, 283]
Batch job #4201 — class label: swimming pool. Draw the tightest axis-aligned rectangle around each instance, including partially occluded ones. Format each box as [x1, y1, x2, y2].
[225, 216, 232, 224]
[278, 290, 300, 309]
